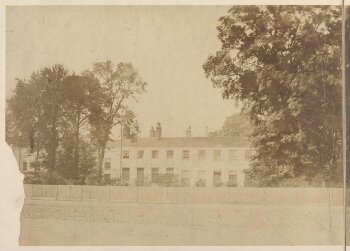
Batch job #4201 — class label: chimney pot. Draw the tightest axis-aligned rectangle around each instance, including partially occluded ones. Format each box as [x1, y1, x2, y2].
[149, 126, 155, 137]
[186, 126, 192, 138]
[156, 122, 162, 139]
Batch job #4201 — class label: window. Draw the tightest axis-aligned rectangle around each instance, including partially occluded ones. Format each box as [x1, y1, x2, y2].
[137, 168, 145, 186]
[151, 168, 159, 183]
[22, 161, 27, 172]
[229, 150, 238, 160]
[181, 170, 190, 187]
[166, 168, 174, 175]
[213, 171, 222, 187]
[228, 171, 238, 187]
[104, 162, 111, 170]
[32, 163, 40, 172]
[182, 150, 190, 160]
[213, 150, 221, 161]
[167, 150, 174, 159]
[198, 150, 206, 160]
[197, 170, 206, 187]
[152, 150, 159, 159]
[103, 174, 111, 183]
[122, 150, 130, 159]
[104, 158, 111, 169]
[122, 168, 130, 182]
[137, 150, 144, 159]
[245, 150, 252, 160]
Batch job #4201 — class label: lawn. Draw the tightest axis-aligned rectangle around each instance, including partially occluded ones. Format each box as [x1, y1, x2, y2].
[20, 199, 343, 246]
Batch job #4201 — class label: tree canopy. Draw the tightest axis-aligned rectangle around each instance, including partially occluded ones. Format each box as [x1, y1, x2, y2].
[203, 6, 342, 186]
[7, 61, 146, 184]
[209, 112, 252, 137]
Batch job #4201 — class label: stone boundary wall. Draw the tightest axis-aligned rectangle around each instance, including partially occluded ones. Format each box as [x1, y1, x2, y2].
[23, 184, 345, 206]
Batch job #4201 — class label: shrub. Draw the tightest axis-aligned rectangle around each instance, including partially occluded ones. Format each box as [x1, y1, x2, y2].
[195, 179, 206, 187]
[85, 173, 100, 185]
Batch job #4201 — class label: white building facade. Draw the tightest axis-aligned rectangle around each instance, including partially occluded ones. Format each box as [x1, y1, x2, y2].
[104, 132, 252, 187]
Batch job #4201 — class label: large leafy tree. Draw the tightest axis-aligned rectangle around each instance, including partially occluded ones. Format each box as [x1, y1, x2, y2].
[7, 66, 97, 183]
[83, 60, 147, 181]
[346, 6, 350, 184]
[209, 112, 252, 137]
[7, 65, 69, 171]
[60, 75, 97, 179]
[203, 6, 342, 186]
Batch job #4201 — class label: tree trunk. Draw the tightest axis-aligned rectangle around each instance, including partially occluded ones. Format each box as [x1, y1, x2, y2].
[49, 120, 57, 170]
[97, 146, 106, 183]
[73, 112, 81, 179]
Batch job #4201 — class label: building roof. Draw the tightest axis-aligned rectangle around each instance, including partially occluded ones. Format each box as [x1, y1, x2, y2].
[107, 136, 250, 149]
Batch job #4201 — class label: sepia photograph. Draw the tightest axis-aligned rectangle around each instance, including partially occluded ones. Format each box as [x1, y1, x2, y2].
[4, 4, 345, 247]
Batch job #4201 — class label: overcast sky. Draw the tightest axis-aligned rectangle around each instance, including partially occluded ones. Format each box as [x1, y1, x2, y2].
[6, 6, 240, 138]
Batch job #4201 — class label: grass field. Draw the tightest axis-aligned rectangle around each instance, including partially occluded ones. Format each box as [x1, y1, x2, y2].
[19, 199, 344, 246]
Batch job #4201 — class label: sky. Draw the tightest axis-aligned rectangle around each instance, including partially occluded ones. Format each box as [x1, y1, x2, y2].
[6, 5, 240, 138]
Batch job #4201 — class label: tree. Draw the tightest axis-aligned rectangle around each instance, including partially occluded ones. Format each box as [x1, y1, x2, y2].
[60, 75, 97, 179]
[7, 65, 69, 171]
[209, 112, 252, 137]
[203, 6, 342, 186]
[346, 6, 350, 184]
[56, 136, 96, 183]
[83, 60, 147, 182]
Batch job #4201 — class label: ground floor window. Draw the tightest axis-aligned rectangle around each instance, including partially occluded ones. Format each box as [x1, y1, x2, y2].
[137, 168, 145, 186]
[103, 174, 111, 183]
[122, 168, 130, 183]
[213, 171, 222, 187]
[196, 170, 206, 187]
[181, 170, 190, 187]
[228, 171, 238, 187]
[151, 168, 159, 183]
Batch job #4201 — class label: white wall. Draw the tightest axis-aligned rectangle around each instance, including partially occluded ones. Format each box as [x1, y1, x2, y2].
[104, 146, 251, 187]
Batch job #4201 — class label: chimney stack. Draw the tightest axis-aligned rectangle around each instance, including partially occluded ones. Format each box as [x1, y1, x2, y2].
[155, 122, 162, 139]
[186, 126, 192, 138]
[149, 126, 155, 137]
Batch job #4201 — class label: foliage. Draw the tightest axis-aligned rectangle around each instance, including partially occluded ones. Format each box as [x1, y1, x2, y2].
[7, 60, 146, 184]
[151, 174, 181, 187]
[346, 7, 350, 183]
[84, 173, 101, 186]
[7, 65, 69, 170]
[83, 60, 147, 182]
[195, 179, 206, 187]
[209, 112, 252, 137]
[23, 171, 66, 185]
[203, 6, 342, 186]
[60, 75, 98, 179]
[56, 136, 96, 182]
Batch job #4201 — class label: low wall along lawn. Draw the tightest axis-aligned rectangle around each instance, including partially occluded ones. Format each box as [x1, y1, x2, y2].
[23, 184, 345, 206]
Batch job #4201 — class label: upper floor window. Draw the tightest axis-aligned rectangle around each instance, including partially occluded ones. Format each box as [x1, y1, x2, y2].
[22, 161, 27, 171]
[245, 150, 252, 160]
[152, 150, 159, 159]
[213, 150, 221, 161]
[167, 150, 174, 159]
[229, 150, 238, 160]
[137, 150, 144, 159]
[198, 150, 206, 160]
[182, 150, 190, 160]
[166, 167, 174, 175]
[104, 158, 111, 169]
[122, 150, 129, 159]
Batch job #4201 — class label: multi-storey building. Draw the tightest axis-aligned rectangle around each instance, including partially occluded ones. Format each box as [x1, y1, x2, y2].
[104, 124, 252, 187]
[11, 123, 252, 187]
